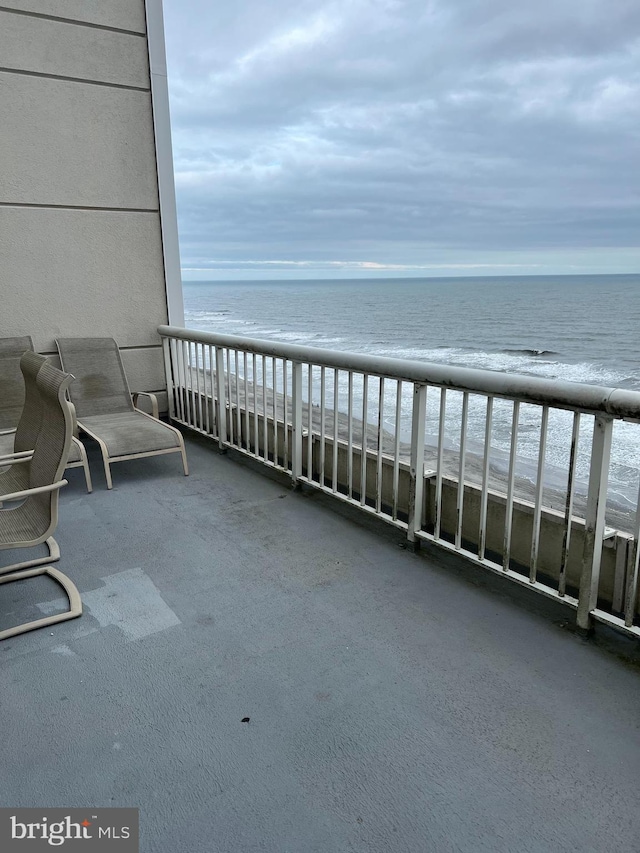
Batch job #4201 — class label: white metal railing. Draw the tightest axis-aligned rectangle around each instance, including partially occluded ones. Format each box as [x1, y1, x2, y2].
[159, 325, 640, 639]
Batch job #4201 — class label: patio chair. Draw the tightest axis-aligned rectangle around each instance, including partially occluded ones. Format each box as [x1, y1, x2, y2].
[56, 337, 188, 489]
[0, 337, 92, 492]
[0, 351, 49, 500]
[0, 356, 82, 640]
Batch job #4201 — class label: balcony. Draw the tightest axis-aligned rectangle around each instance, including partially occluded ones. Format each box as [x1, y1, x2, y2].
[2, 431, 640, 851]
[160, 326, 640, 638]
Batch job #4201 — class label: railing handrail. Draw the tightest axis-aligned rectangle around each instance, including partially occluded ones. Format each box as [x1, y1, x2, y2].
[159, 325, 640, 419]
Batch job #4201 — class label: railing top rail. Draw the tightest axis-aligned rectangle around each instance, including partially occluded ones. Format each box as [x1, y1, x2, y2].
[159, 325, 640, 419]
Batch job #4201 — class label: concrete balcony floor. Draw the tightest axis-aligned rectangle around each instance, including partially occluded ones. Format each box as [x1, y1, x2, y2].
[2, 432, 640, 852]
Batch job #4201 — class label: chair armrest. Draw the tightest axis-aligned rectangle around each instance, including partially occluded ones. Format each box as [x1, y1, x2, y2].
[132, 391, 159, 419]
[0, 451, 32, 463]
[0, 478, 68, 504]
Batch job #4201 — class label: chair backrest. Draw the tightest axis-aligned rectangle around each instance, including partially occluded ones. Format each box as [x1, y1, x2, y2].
[0, 356, 74, 550]
[56, 337, 134, 418]
[17, 358, 75, 543]
[13, 351, 49, 454]
[0, 335, 34, 430]
[29, 358, 74, 491]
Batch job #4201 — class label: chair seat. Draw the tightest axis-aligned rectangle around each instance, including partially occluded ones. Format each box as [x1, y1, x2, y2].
[79, 412, 181, 457]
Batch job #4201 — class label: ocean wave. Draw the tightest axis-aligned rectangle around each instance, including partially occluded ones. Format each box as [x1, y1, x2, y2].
[312, 334, 346, 344]
[500, 348, 559, 357]
[361, 345, 627, 387]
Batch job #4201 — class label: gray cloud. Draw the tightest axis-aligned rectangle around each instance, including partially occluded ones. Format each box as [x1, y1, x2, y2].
[164, 0, 640, 277]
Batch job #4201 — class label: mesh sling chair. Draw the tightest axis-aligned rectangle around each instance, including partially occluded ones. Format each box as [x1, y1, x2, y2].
[0, 336, 92, 493]
[56, 337, 188, 489]
[0, 352, 51, 507]
[0, 355, 82, 641]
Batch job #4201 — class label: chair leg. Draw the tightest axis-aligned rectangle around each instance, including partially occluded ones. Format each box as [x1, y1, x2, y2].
[161, 419, 189, 477]
[0, 536, 60, 576]
[103, 456, 113, 489]
[179, 435, 189, 476]
[91, 434, 113, 489]
[0, 565, 82, 641]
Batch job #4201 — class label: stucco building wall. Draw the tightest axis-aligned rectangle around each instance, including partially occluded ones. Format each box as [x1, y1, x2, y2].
[0, 0, 179, 399]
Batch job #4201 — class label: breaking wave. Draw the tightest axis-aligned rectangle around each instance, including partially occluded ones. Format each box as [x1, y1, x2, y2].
[501, 348, 559, 357]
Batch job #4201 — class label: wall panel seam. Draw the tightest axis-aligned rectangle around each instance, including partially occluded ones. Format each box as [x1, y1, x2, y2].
[0, 203, 159, 213]
[0, 67, 149, 92]
[0, 6, 146, 36]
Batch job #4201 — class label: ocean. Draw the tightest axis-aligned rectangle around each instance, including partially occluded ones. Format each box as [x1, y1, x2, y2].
[183, 274, 640, 516]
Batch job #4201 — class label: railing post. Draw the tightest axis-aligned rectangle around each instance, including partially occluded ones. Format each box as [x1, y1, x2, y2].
[171, 338, 186, 423]
[291, 361, 303, 485]
[161, 337, 176, 421]
[214, 347, 228, 450]
[577, 414, 613, 631]
[407, 383, 427, 547]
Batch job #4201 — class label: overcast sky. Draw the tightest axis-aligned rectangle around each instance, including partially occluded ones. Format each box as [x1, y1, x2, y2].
[163, 0, 640, 280]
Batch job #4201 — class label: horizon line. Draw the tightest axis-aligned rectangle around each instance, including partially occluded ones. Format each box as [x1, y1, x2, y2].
[181, 269, 640, 282]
